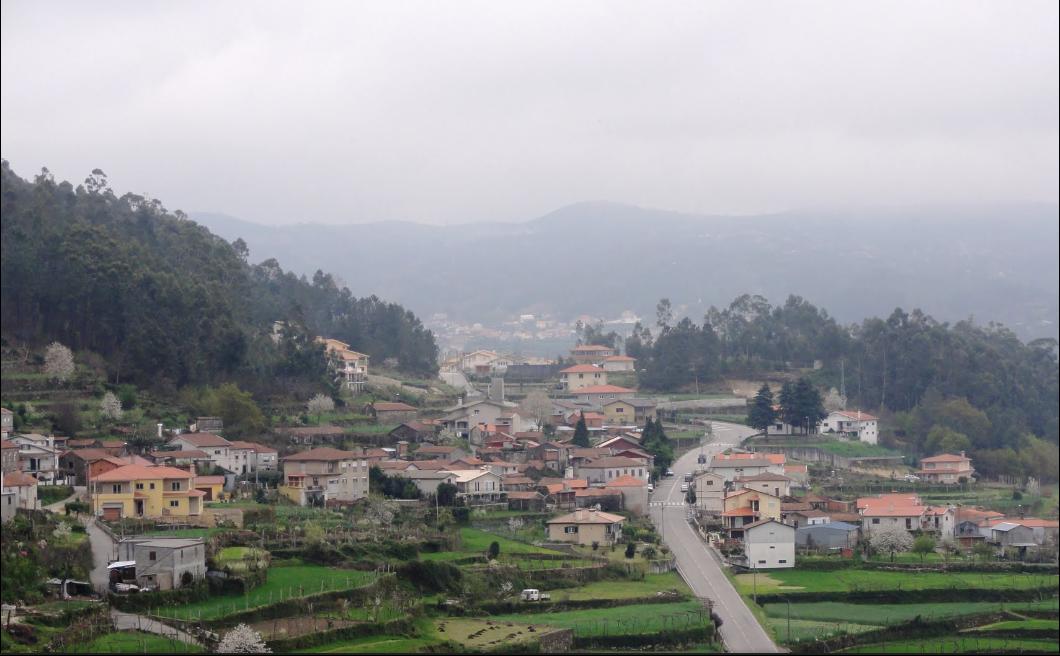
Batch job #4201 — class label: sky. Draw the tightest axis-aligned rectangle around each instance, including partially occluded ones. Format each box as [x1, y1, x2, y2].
[2, 0, 1058, 226]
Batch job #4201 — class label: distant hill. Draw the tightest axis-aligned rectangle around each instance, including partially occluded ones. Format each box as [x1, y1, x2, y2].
[195, 201, 1059, 339]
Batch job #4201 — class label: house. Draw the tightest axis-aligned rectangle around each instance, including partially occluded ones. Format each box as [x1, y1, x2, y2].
[114, 537, 206, 591]
[506, 490, 546, 511]
[279, 448, 370, 507]
[91, 464, 203, 520]
[440, 399, 521, 438]
[575, 487, 623, 510]
[168, 432, 233, 473]
[596, 434, 643, 452]
[501, 475, 534, 492]
[795, 521, 859, 550]
[601, 355, 636, 372]
[364, 402, 418, 424]
[1, 408, 13, 437]
[576, 456, 650, 485]
[743, 519, 795, 569]
[859, 493, 926, 535]
[820, 410, 878, 444]
[1016, 518, 1060, 546]
[317, 337, 370, 392]
[722, 488, 782, 539]
[988, 522, 1037, 549]
[193, 475, 226, 501]
[460, 349, 501, 373]
[9, 434, 61, 483]
[194, 417, 224, 434]
[228, 441, 278, 471]
[605, 474, 649, 515]
[547, 508, 625, 545]
[694, 470, 727, 513]
[447, 469, 504, 504]
[922, 505, 957, 536]
[389, 422, 436, 443]
[708, 457, 775, 483]
[559, 364, 608, 391]
[734, 472, 793, 499]
[786, 509, 831, 528]
[917, 452, 975, 484]
[3, 470, 40, 512]
[570, 344, 616, 365]
[573, 385, 636, 404]
[601, 398, 657, 426]
[783, 464, 809, 488]
[60, 449, 129, 486]
[281, 424, 348, 447]
[415, 445, 466, 462]
[393, 469, 457, 497]
[1, 439, 19, 473]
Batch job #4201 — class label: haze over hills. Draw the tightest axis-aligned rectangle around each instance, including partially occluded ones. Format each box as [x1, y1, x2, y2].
[195, 202, 1060, 340]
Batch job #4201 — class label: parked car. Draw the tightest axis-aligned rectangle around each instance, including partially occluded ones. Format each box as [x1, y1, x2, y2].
[665, 468, 675, 477]
[647, 483, 654, 492]
[680, 483, 689, 493]
[683, 472, 694, 482]
[697, 453, 707, 464]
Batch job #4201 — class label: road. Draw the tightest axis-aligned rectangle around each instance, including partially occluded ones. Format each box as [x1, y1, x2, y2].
[651, 421, 780, 653]
[85, 518, 118, 591]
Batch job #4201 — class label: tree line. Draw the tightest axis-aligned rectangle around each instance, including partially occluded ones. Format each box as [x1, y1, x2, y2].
[0, 162, 439, 396]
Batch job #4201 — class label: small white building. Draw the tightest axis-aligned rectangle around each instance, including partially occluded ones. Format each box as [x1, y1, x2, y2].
[744, 519, 795, 569]
[694, 470, 727, 513]
[820, 410, 878, 444]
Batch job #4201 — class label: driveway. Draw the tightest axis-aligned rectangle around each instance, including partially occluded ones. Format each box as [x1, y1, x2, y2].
[651, 421, 780, 653]
[85, 519, 117, 591]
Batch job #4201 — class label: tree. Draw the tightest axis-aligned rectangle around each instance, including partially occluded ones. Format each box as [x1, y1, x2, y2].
[488, 541, 500, 560]
[747, 384, 776, 434]
[99, 391, 123, 421]
[912, 534, 936, 562]
[572, 413, 590, 447]
[216, 623, 271, 653]
[306, 393, 335, 421]
[824, 387, 846, 412]
[436, 482, 458, 507]
[625, 542, 637, 559]
[869, 525, 914, 562]
[43, 342, 75, 382]
[924, 425, 971, 456]
[972, 541, 995, 562]
[519, 390, 554, 429]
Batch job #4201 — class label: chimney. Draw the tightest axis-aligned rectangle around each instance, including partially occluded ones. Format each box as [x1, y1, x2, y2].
[459, 396, 464, 408]
[959, 450, 965, 458]
[157, 423, 164, 439]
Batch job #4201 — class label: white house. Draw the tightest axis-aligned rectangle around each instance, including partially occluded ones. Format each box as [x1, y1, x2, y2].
[734, 472, 793, 499]
[707, 457, 775, 483]
[820, 410, 878, 444]
[9, 434, 61, 483]
[744, 519, 795, 569]
[694, 470, 727, 513]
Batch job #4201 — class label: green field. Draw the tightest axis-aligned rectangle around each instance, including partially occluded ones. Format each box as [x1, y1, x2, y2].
[733, 569, 1058, 595]
[490, 600, 710, 637]
[549, 572, 691, 601]
[973, 618, 1059, 632]
[66, 631, 202, 654]
[841, 636, 1059, 653]
[765, 617, 878, 642]
[294, 636, 437, 653]
[153, 566, 377, 620]
[419, 527, 563, 562]
[762, 600, 1060, 626]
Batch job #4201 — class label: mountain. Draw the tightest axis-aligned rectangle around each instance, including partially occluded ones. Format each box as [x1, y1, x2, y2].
[195, 202, 1059, 339]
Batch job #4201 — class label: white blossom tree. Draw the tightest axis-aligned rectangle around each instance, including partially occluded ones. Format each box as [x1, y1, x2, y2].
[869, 524, 914, 562]
[216, 624, 271, 653]
[99, 392, 124, 421]
[53, 522, 72, 540]
[518, 390, 554, 429]
[824, 387, 847, 413]
[306, 393, 335, 420]
[43, 342, 75, 382]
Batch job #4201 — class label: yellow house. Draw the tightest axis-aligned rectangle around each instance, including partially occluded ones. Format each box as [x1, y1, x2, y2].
[91, 464, 203, 520]
[193, 475, 226, 502]
[559, 364, 608, 391]
[721, 488, 781, 539]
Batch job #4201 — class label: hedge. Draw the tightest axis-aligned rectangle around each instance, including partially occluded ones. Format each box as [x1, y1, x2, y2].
[571, 625, 714, 649]
[859, 561, 1059, 575]
[755, 585, 1057, 605]
[474, 593, 690, 616]
[790, 611, 1016, 654]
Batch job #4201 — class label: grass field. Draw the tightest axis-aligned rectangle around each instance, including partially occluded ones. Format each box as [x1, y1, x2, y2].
[972, 618, 1059, 632]
[841, 636, 1059, 653]
[216, 546, 269, 572]
[490, 600, 710, 637]
[761, 600, 1060, 626]
[433, 618, 542, 649]
[549, 572, 690, 601]
[144, 527, 227, 539]
[419, 527, 563, 562]
[733, 569, 1058, 595]
[65, 631, 202, 654]
[293, 636, 437, 653]
[764, 617, 878, 643]
[153, 566, 377, 620]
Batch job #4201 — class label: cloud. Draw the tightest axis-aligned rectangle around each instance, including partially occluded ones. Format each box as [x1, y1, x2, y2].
[2, 0, 1057, 224]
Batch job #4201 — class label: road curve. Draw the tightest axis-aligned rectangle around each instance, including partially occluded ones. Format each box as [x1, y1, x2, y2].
[651, 422, 780, 653]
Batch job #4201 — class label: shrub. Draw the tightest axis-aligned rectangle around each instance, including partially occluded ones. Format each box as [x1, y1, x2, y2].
[625, 542, 636, 559]
[397, 560, 463, 594]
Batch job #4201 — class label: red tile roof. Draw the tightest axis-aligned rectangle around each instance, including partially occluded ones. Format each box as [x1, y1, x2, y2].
[173, 432, 231, 448]
[560, 364, 606, 374]
[4, 471, 38, 486]
[93, 464, 195, 482]
[605, 475, 647, 488]
[282, 447, 356, 462]
[575, 385, 634, 394]
[920, 453, 971, 463]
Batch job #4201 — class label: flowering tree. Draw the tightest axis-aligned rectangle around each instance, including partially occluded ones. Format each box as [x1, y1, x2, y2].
[824, 387, 847, 412]
[306, 393, 335, 419]
[869, 524, 914, 562]
[43, 342, 75, 382]
[216, 624, 271, 653]
[99, 392, 123, 421]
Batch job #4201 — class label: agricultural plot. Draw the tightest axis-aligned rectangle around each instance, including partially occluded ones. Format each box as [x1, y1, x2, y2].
[152, 566, 377, 621]
[433, 618, 544, 650]
[293, 636, 437, 654]
[65, 631, 202, 654]
[549, 572, 691, 601]
[840, 636, 1059, 653]
[761, 600, 1060, 627]
[489, 600, 710, 637]
[216, 546, 269, 573]
[733, 569, 1058, 595]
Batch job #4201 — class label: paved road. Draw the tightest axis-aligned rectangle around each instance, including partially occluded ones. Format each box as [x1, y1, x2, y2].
[651, 422, 780, 653]
[42, 486, 85, 513]
[85, 519, 117, 591]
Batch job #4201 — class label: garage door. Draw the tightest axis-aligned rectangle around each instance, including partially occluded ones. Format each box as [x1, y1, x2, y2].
[102, 505, 122, 521]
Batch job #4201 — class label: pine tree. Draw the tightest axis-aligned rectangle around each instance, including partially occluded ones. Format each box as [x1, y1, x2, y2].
[572, 413, 590, 447]
[778, 381, 798, 430]
[747, 384, 776, 434]
[793, 377, 826, 434]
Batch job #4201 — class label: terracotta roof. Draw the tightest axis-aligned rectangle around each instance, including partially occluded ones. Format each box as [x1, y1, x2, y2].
[377, 460, 417, 470]
[560, 364, 606, 374]
[4, 471, 38, 486]
[782, 502, 813, 512]
[93, 464, 195, 482]
[172, 432, 231, 448]
[547, 509, 625, 524]
[857, 493, 921, 510]
[64, 448, 117, 462]
[150, 449, 209, 460]
[408, 460, 450, 470]
[721, 508, 758, 517]
[506, 491, 544, 500]
[394, 421, 433, 433]
[862, 505, 926, 517]
[502, 475, 533, 485]
[98, 440, 126, 448]
[575, 385, 634, 394]
[371, 402, 417, 412]
[544, 483, 565, 495]
[417, 445, 459, 454]
[282, 447, 356, 462]
[575, 488, 621, 498]
[565, 479, 589, 489]
[606, 474, 647, 488]
[735, 472, 792, 482]
[1016, 518, 1060, 529]
[228, 441, 277, 453]
[920, 453, 971, 463]
[832, 410, 878, 421]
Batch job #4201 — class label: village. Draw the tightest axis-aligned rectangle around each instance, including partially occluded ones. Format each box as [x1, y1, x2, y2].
[2, 337, 1057, 654]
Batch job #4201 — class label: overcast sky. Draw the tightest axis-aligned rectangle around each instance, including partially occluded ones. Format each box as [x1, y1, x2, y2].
[2, 1, 1057, 225]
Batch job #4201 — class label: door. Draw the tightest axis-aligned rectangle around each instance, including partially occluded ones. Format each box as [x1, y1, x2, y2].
[102, 505, 122, 521]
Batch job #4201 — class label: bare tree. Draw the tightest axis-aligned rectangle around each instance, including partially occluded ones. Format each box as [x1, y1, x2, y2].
[99, 392, 123, 421]
[518, 390, 553, 429]
[43, 342, 75, 382]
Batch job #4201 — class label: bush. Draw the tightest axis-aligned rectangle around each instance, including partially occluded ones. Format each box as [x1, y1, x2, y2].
[397, 560, 463, 594]
[625, 543, 636, 559]
[488, 541, 500, 560]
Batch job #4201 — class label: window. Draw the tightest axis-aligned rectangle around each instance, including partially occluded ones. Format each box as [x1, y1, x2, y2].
[872, 518, 880, 525]
[758, 560, 767, 565]
[564, 526, 578, 534]
[170, 481, 181, 491]
[778, 559, 788, 564]
[135, 483, 144, 490]
[616, 407, 624, 413]
[111, 484, 122, 494]
[149, 551, 157, 561]
[707, 480, 714, 486]
[215, 450, 221, 455]
[149, 483, 155, 490]
[905, 518, 912, 529]
[169, 500, 179, 508]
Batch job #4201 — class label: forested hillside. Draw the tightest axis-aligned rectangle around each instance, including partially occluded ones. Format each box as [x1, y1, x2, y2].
[620, 295, 1059, 480]
[0, 162, 438, 392]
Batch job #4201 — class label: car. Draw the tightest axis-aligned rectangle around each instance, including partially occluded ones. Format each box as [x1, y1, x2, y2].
[680, 483, 689, 493]
[664, 468, 675, 477]
[903, 474, 921, 482]
[647, 483, 654, 492]
[683, 472, 694, 482]
[697, 453, 707, 464]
